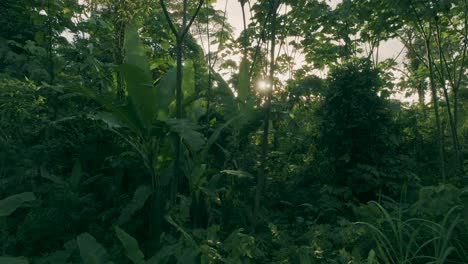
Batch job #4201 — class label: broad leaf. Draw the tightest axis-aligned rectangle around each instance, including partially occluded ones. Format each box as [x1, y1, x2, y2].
[200, 115, 240, 161]
[77, 233, 113, 264]
[154, 67, 176, 120]
[114, 226, 145, 264]
[0, 257, 29, 264]
[211, 69, 236, 118]
[367, 249, 377, 264]
[182, 60, 204, 121]
[221, 170, 254, 179]
[90, 112, 123, 129]
[117, 185, 152, 225]
[165, 119, 205, 153]
[165, 215, 196, 245]
[122, 24, 157, 128]
[40, 167, 68, 186]
[155, 60, 196, 120]
[236, 58, 250, 103]
[69, 86, 142, 135]
[182, 60, 195, 100]
[0, 192, 36, 217]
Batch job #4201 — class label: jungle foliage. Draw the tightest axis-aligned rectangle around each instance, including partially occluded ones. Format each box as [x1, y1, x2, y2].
[0, 0, 467, 263]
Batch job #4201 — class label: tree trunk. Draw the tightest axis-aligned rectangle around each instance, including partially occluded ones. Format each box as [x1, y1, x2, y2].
[434, 20, 462, 176]
[171, 39, 183, 202]
[425, 32, 446, 181]
[253, 0, 278, 233]
[417, 82, 427, 119]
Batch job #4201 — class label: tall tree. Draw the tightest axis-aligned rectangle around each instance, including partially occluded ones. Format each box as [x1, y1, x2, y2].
[159, 0, 204, 200]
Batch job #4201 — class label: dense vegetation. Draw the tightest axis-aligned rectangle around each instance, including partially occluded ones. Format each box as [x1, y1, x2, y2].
[0, 0, 467, 263]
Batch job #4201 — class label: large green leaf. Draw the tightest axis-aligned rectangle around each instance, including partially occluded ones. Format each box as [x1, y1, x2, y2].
[221, 170, 254, 179]
[122, 24, 157, 128]
[117, 185, 152, 225]
[182, 60, 195, 99]
[185, 98, 206, 122]
[0, 257, 29, 264]
[77, 233, 113, 264]
[0, 192, 36, 217]
[211, 69, 234, 99]
[200, 115, 240, 161]
[165, 119, 205, 153]
[155, 60, 196, 120]
[114, 226, 145, 264]
[236, 58, 250, 103]
[69, 85, 142, 135]
[181, 60, 204, 121]
[40, 167, 68, 187]
[165, 215, 196, 245]
[154, 67, 176, 120]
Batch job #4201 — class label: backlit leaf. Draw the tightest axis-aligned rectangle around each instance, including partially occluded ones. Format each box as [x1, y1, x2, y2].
[77, 233, 113, 264]
[236, 58, 250, 102]
[123, 24, 157, 128]
[114, 226, 145, 264]
[165, 119, 205, 153]
[221, 170, 254, 179]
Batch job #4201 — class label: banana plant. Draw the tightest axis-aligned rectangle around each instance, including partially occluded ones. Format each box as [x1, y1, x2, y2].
[72, 12, 257, 250]
[75, 19, 246, 249]
[69, 22, 207, 250]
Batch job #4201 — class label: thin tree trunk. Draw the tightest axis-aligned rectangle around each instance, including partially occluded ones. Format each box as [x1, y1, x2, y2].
[434, 19, 461, 175]
[417, 82, 427, 119]
[159, 0, 204, 200]
[425, 27, 446, 181]
[114, 20, 126, 100]
[240, 0, 248, 56]
[47, 0, 54, 84]
[205, 2, 212, 124]
[171, 40, 183, 201]
[253, 0, 278, 233]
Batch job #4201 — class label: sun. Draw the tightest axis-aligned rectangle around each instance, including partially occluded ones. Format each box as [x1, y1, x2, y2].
[257, 79, 271, 92]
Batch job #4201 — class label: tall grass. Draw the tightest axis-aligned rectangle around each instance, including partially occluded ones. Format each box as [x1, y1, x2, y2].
[357, 202, 465, 264]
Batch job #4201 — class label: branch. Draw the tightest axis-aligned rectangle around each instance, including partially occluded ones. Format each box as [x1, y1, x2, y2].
[159, 0, 179, 37]
[397, 31, 428, 68]
[248, 1, 279, 78]
[211, 0, 229, 68]
[408, 0, 428, 40]
[434, 18, 456, 88]
[181, 0, 205, 39]
[454, 0, 468, 91]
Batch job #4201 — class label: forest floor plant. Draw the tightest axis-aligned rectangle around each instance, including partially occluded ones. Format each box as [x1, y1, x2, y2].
[357, 186, 467, 264]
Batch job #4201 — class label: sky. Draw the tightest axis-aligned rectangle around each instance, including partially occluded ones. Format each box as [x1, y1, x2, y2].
[212, 0, 405, 63]
[211, 0, 414, 102]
